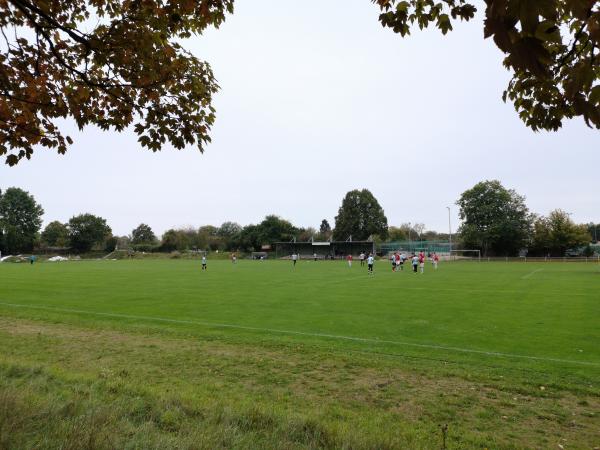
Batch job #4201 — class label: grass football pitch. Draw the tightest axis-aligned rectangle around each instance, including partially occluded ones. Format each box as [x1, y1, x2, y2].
[0, 259, 599, 449]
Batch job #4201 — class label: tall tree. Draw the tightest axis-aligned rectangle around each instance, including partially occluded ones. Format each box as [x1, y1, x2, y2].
[41, 221, 69, 247]
[374, 1, 600, 132]
[333, 189, 388, 241]
[319, 219, 331, 234]
[297, 227, 317, 242]
[160, 229, 188, 252]
[531, 210, 591, 256]
[131, 223, 157, 245]
[230, 224, 261, 252]
[457, 180, 532, 256]
[388, 226, 408, 241]
[256, 215, 298, 245]
[0, 0, 233, 165]
[0, 187, 44, 253]
[413, 223, 426, 241]
[218, 222, 242, 239]
[588, 222, 599, 243]
[218, 222, 242, 250]
[317, 219, 332, 241]
[198, 225, 222, 250]
[68, 213, 111, 253]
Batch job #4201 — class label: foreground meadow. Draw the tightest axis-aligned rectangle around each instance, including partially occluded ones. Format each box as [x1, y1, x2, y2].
[0, 259, 598, 449]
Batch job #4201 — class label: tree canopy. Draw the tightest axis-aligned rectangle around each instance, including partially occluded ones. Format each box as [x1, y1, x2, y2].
[530, 209, 591, 256]
[333, 189, 388, 241]
[41, 220, 69, 247]
[0, 187, 44, 253]
[67, 213, 111, 252]
[131, 223, 157, 245]
[588, 222, 599, 243]
[374, 0, 600, 131]
[218, 221, 242, 239]
[0, 0, 233, 165]
[1, 1, 597, 166]
[457, 180, 532, 256]
[256, 215, 297, 245]
[388, 225, 408, 241]
[0, 183, 594, 256]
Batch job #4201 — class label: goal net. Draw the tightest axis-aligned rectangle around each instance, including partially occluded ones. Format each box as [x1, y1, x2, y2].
[448, 250, 481, 261]
[251, 252, 269, 260]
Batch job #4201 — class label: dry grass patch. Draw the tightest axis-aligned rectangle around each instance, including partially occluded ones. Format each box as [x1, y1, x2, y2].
[0, 317, 598, 449]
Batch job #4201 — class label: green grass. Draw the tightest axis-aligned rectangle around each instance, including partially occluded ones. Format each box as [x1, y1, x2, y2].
[0, 259, 599, 449]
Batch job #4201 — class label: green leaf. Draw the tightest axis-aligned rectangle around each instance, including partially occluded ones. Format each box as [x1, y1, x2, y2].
[589, 85, 600, 105]
[534, 20, 561, 43]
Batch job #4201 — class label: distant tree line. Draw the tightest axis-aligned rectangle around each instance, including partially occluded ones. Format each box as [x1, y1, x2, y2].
[0, 185, 596, 257]
[457, 180, 595, 257]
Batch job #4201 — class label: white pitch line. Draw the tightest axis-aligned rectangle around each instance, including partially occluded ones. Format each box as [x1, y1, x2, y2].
[521, 268, 544, 279]
[0, 301, 598, 367]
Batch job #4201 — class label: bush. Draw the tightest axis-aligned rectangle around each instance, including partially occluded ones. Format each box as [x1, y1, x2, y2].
[582, 245, 594, 257]
[132, 243, 159, 253]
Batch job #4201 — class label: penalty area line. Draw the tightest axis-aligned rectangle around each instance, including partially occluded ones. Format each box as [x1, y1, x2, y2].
[521, 268, 544, 279]
[0, 301, 598, 367]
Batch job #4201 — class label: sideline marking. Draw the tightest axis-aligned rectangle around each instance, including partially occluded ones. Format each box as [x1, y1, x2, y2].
[522, 268, 544, 279]
[0, 301, 598, 367]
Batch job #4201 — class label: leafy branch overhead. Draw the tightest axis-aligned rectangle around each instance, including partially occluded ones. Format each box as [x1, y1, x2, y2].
[0, 0, 234, 165]
[1, 1, 598, 166]
[373, 0, 600, 131]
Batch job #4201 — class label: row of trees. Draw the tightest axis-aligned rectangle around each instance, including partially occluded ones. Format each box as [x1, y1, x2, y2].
[41, 215, 112, 253]
[0, 188, 112, 254]
[126, 189, 448, 252]
[1, 185, 596, 256]
[0, 187, 391, 255]
[458, 180, 594, 256]
[150, 216, 297, 253]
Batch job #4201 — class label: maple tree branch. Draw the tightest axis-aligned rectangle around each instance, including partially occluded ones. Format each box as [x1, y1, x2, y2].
[0, 26, 12, 52]
[0, 91, 53, 107]
[0, 117, 60, 140]
[7, 0, 91, 48]
[555, 8, 594, 72]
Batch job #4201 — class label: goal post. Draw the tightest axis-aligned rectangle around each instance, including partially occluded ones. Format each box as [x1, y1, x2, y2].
[448, 249, 481, 261]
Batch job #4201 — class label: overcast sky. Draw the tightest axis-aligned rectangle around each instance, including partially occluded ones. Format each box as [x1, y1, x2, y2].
[1, 0, 598, 237]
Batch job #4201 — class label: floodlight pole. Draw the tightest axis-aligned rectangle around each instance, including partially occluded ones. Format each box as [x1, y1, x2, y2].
[408, 222, 412, 252]
[447, 207, 452, 254]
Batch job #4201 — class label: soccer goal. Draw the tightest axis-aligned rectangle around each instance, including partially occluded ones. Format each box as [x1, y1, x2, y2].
[251, 252, 268, 260]
[448, 249, 481, 261]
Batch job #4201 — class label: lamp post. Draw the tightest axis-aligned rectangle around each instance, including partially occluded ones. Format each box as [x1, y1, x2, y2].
[408, 222, 412, 252]
[446, 207, 452, 254]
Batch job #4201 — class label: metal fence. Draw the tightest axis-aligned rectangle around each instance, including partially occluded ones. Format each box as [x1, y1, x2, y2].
[379, 240, 452, 255]
[446, 256, 600, 263]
